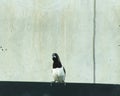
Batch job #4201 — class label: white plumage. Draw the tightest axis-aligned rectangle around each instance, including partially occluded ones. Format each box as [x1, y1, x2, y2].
[52, 67, 66, 83]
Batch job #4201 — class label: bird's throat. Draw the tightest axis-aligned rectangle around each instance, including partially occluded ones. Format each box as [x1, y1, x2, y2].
[53, 62, 62, 68]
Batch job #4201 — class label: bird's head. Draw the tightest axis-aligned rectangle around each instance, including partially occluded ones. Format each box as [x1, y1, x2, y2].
[52, 53, 59, 62]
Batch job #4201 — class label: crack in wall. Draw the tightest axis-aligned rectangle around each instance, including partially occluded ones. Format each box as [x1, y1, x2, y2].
[93, 0, 96, 83]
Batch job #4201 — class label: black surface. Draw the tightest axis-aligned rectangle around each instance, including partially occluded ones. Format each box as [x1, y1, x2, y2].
[0, 82, 119, 96]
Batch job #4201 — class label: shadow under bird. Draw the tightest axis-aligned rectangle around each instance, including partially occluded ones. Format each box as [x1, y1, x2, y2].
[52, 53, 66, 83]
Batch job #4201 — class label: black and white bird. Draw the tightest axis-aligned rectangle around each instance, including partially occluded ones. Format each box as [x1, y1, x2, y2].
[52, 53, 66, 83]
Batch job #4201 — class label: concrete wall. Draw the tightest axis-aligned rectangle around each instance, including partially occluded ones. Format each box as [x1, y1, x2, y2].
[96, 0, 120, 84]
[0, 0, 119, 84]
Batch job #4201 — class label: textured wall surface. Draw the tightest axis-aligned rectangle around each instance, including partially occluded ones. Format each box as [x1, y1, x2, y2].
[96, 0, 120, 84]
[0, 0, 119, 84]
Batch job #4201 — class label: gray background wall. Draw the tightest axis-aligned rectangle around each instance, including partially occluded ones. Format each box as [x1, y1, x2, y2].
[0, 0, 119, 84]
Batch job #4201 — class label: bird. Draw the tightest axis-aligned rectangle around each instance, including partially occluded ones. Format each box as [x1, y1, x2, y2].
[52, 53, 66, 83]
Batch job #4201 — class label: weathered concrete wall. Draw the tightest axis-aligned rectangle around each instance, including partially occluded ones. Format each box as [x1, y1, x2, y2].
[96, 0, 120, 84]
[0, 0, 94, 83]
[0, 0, 120, 84]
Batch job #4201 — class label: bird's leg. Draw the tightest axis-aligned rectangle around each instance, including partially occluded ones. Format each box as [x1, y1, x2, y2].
[64, 82, 66, 86]
[50, 81, 56, 86]
[50, 82, 52, 86]
[50, 81, 54, 86]
[62, 81, 66, 86]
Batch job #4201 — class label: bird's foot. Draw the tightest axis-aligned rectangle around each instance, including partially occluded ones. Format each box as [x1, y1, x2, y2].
[61, 81, 66, 86]
[64, 82, 66, 86]
[50, 81, 66, 86]
[50, 81, 56, 86]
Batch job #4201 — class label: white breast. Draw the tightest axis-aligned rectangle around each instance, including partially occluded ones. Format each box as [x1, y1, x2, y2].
[52, 67, 65, 82]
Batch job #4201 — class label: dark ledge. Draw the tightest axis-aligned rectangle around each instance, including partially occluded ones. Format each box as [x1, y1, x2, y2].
[0, 81, 119, 96]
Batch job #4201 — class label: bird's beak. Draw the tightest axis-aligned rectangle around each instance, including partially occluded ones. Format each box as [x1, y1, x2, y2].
[53, 55, 56, 58]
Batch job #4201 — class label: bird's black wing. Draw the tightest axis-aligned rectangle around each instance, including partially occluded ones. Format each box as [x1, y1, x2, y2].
[63, 67, 66, 74]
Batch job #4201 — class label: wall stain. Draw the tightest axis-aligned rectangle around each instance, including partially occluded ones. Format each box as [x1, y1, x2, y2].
[0, 46, 7, 52]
